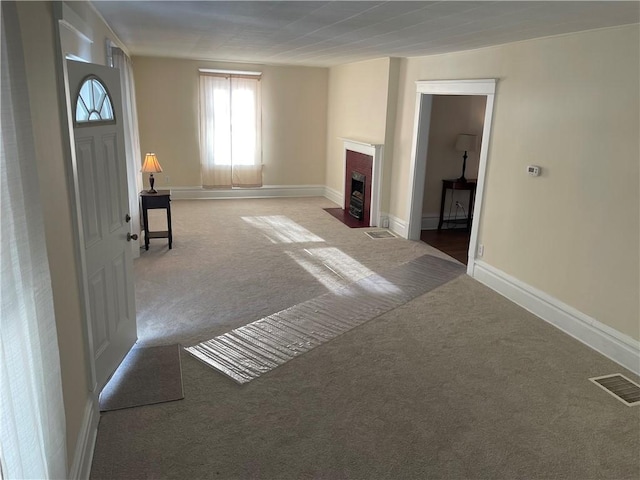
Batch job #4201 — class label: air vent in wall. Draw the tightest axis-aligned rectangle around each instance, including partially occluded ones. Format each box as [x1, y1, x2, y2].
[589, 374, 640, 406]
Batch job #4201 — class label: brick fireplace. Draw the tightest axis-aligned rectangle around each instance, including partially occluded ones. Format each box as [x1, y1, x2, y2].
[345, 150, 372, 223]
[342, 139, 383, 227]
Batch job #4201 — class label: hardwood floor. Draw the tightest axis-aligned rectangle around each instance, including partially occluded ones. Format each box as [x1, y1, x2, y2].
[420, 228, 471, 265]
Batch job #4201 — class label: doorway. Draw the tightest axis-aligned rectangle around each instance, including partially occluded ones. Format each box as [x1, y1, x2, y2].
[406, 80, 496, 275]
[419, 95, 487, 265]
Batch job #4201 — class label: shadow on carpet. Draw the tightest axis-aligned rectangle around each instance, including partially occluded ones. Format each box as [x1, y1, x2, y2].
[99, 344, 184, 412]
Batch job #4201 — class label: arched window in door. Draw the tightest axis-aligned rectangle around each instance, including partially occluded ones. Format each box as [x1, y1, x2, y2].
[74, 75, 115, 125]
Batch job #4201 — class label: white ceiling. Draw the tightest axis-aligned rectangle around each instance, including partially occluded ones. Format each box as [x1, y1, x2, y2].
[92, 1, 640, 67]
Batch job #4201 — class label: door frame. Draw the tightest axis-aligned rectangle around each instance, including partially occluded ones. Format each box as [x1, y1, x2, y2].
[406, 79, 496, 276]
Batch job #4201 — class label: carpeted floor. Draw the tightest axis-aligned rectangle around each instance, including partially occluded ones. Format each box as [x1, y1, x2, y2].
[90, 197, 640, 479]
[134, 197, 450, 348]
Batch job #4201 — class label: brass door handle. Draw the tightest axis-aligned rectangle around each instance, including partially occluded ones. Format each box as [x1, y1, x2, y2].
[127, 233, 138, 241]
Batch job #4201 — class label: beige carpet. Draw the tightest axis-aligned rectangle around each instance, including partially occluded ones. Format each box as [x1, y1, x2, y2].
[90, 197, 640, 479]
[134, 197, 451, 348]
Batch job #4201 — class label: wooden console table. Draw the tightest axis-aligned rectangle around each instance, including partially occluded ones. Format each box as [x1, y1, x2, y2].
[438, 179, 477, 231]
[140, 190, 172, 250]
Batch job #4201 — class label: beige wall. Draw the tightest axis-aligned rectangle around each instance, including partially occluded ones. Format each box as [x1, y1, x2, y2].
[16, 1, 89, 467]
[422, 95, 486, 215]
[325, 58, 392, 201]
[390, 25, 639, 340]
[133, 57, 328, 187]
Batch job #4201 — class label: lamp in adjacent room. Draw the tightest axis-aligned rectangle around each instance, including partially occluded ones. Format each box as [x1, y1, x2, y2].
[454, 134, 478, 183]
[141, 153, 163, 193]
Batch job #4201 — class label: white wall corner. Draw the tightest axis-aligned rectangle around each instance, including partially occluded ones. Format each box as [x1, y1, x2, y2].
[386, 213, 408, 238]
[69, 395, 99, 480]
[324, 186, 343, 207]
[472, 260, 640, 376]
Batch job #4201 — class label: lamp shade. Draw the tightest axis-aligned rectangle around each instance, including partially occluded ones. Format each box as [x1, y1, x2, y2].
[141, 153, 163, 173]
[455, 134, 478, 153]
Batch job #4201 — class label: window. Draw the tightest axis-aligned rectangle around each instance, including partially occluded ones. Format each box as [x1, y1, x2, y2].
[199, 71, 262, 188]
[74, 75, 115, 125]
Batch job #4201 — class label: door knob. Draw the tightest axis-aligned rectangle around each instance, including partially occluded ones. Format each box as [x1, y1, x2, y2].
[125, 214, 131, 223]
[127, 233, 138, 241]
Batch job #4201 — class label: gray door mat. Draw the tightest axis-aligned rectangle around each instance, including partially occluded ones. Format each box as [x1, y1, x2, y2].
[99, 344, 184, 411]
[185, 254, 464, 384]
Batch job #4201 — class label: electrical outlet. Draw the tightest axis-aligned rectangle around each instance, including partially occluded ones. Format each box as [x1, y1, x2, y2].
[478, 244, 484, 257]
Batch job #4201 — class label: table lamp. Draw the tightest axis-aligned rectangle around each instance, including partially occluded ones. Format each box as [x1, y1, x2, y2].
[454, 134, 477, 183]
[141, 153, 163, 193]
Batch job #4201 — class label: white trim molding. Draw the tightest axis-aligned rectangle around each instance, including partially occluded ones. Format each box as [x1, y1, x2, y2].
[386, 213, 408, 238]
[341, 138, 384, 227]
[416, 78, 497, 96]
[473, 261, 640, 376]
[69, 396, 99, 480]
[421, 214, 440, 230]
[406, 79, 497, 279]
[168, 184, 325, 200]
[324, 186, 343, 206]
[59, 3, 94, 45]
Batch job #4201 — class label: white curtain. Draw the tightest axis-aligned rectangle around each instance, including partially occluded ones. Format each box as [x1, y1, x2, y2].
[112, 47, 143, 256]
[200, 74, 262, 188]
[0, 3, 68, 478]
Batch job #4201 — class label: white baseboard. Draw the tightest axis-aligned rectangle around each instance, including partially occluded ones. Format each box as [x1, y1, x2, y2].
[324, 186, 343, 207]
[168, 185, 326, 200]
[473, 260, 640, 376]
[421, 214, 440, 230]
[422, 213, 472, 230]
[386, 213, 408, 238]
[69, 395, 99, 480]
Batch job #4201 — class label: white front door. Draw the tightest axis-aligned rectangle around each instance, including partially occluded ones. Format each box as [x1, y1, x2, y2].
[67, 60, 137, 391]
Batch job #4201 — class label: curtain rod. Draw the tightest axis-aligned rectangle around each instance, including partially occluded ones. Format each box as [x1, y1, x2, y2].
[199, 68, 262, 76]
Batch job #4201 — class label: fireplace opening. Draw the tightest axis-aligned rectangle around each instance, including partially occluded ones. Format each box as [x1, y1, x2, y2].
[349, 171, 366, 220]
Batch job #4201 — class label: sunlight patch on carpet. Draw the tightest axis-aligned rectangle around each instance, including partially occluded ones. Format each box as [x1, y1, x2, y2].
[241, 215, 324, 243]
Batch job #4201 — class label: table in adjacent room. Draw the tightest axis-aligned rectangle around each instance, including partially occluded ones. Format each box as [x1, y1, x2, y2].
[438, 179, 477, 231]
[140, 190, 172, 250]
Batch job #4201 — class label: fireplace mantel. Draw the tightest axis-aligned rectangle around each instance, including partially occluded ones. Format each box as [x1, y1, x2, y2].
[341, 139, 383, 227]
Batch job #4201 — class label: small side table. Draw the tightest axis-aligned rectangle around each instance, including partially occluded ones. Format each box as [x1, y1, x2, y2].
[438, 179, 477, 231]
[140, 190, 172, 250]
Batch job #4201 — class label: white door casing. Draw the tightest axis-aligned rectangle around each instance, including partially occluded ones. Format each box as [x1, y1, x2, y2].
[67, 60, 137, 391]
[407, 79, 496, 276]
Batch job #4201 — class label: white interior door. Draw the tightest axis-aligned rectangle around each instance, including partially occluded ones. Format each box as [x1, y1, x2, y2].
[67, 60, 137, 391]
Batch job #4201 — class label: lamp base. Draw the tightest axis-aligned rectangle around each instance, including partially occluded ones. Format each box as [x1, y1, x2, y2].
[147, 173, 157, 194]
[457, 151, 468, 183]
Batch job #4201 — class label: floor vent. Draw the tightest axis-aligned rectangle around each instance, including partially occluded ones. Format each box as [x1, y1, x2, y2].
[365, 230, 396, 239]
[590, 374, 640, 406]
